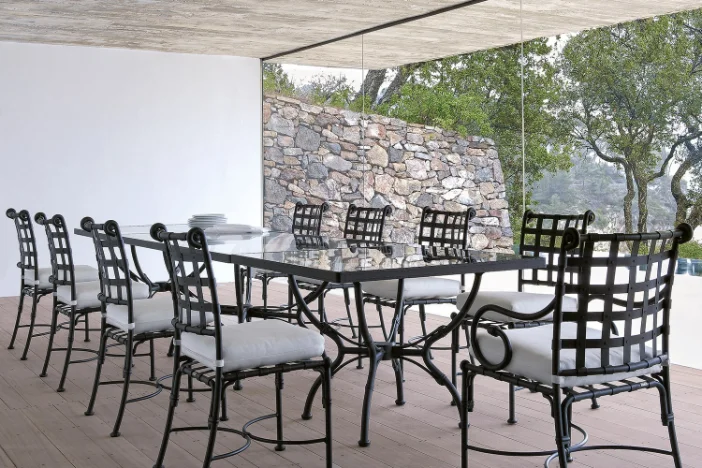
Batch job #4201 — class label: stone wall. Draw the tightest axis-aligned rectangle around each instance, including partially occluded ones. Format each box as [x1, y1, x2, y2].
[263, 94, 513, 251]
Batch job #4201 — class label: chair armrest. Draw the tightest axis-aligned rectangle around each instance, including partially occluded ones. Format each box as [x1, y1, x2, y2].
[468, 299, 557, 371]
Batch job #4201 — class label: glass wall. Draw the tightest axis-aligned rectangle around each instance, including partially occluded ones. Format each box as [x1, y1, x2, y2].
[262, 37, 365, 238]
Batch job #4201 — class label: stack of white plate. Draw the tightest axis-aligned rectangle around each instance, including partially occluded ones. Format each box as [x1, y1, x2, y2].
[188, 214, 227, 229]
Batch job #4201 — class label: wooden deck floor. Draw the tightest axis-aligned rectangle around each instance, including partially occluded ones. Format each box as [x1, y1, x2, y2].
[0, 281, 700, 468]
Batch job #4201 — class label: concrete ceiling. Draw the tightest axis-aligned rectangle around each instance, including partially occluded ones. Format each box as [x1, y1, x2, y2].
[1, 0, 701, 69]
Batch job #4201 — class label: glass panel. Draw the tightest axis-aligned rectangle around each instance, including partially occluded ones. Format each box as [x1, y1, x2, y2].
[262, 37, 365, 238]
[357, 8, 523, 252]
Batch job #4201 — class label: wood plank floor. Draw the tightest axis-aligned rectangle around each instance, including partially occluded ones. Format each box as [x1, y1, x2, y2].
[0, 281, 700, 468]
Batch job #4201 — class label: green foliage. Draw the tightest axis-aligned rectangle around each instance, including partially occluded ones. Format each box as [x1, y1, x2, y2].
[678, 241, 702, 260]
[558, 12, 702, 232]
[262, 63, 295, 96]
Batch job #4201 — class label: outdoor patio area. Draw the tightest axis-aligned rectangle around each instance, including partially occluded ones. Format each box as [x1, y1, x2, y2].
[0, 281, 700, 468]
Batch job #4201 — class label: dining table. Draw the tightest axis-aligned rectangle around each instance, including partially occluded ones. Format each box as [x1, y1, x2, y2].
[74, 224, 544, 447]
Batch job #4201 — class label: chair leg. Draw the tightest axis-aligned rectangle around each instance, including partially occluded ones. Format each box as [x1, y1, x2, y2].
[287, 285, 294, 323]
[460, 367, 475, 468]
[321, 358, 333, 468]
[149, 339, 156, 382]
[187, 375, 195, 402]
[167, 340, 174, 357]
[20, 287, 40, 360]
[220, 387, 228, 421]
[450, 315, 459, 405]
[392, 358, 404, 406]
[83, 312, 91, 342]
[111, 332, 134, 437]
[418, 305, 432, 360]
[375, 303, 388, 341]
[85, 329, 108, 416]
[507, 384, 518, 424]
[552, 387, 569, 468]
[40, 298, 60, 378]
[657, 368, 683, 468]
[343, 287, 357, 338]
[57, 307, 78, 392]
[153, 356, 184, 468]
[275, 372, 285, 451]
[262, 276, 269, 312]
[203, 371, 223, 468]
[8, 284, 26, 350]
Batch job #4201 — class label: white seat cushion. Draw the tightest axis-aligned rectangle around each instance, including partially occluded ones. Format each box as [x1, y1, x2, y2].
[56, 281, 150, 309]
[474, 323, 662, 387]
[106, 295, 179, 334]
[363, 277, 461, 300]
[24, 265, 98, 289]
[456, 291, 578, 322]
[181, 320, 325, 373]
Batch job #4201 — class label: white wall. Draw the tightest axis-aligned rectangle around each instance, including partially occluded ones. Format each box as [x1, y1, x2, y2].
[0, 42, 262, 296]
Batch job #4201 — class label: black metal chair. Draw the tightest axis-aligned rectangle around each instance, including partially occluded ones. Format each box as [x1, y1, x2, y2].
[35, 213, 124, 391]
[6, 208, 97, 360]
[454, 210, 596, 420]
[82, 218, 189, 437]
[252, 202, 329, 314]
[298, 203, 393, 339]
[362, 207, 476, 402]
[151, 224, 332, 468]
[461, 224, 691, 468]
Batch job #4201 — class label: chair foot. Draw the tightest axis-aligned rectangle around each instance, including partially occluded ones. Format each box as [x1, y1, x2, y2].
[110, 431, 121, 438]
[39, 372, 47, 378]
[395, 399, 405, 406]
[358, 439, 370, 447]
[187, 397, 195, 403]
[7, 346, 14, 350]
[507, 418, 518, 425]
[450, 400, 457, 406]
[20, 357, 27, 361]
[275, 445, 286, 452]
[301, 413, 312, 421]
[149, 376, 157, 382]
[356, 364, 364, 370]
[84, 411, 94, 416]
[84, 339, 91, 343]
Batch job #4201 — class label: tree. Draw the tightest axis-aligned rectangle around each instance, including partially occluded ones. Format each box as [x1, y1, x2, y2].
[372, 40, 572, 230]
[262, 63, 295, 96]
[559, 13, 702, 233]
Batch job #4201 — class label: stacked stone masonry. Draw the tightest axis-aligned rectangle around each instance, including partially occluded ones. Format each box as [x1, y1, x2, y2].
[263, 94, 513, 252]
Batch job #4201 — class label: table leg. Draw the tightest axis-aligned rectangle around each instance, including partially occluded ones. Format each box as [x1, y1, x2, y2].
[419, 273, 483, 424]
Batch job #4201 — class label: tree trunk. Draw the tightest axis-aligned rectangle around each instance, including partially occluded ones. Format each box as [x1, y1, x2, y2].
[671, 158, 692, 225]
[634, 174, 648, 233]
[358, 69, 386, 106]
[623, 166, 635, 234]
[378, 64, 418, 105]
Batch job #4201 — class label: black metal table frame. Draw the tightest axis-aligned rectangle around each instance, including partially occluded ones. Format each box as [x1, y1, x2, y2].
[75, 228, 543, 447]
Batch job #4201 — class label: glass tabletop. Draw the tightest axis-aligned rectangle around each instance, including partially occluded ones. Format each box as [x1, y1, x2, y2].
[231, 244, 542, 283]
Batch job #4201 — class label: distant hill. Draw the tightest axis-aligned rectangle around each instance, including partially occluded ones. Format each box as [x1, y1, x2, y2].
[530, 153, 677, 232]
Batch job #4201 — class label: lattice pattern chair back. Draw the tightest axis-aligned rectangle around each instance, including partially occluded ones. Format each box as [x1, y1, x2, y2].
[552, 225, 691, 383]
[82, 218, 134, 309]
[152, 225, 220, 340]
[518, 210, 595, 291]
[35, 213, 77, 292]
[6, 209, 40, 284]
[418, 207, 476, 249]
[343, 204, 392, 242]
[292, 202, 329, 235]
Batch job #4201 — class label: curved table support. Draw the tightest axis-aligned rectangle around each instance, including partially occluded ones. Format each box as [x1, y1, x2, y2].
[291, 274, 484, 446]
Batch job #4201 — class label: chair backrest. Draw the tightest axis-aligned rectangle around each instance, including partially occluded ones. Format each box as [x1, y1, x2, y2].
[82, 218, 136, 315]
[151, 224, 221, 350]
[292, 202, 329, 235]
[35, 213, 78, 296]
[552, 224, 691, 383]
[343, 204, 392, 242]
[6, 208, 40, 285]
[518, 210, 595, 290]
[418, 207, 476, 249]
